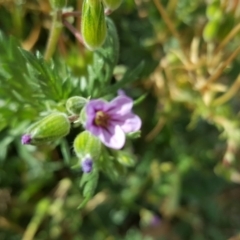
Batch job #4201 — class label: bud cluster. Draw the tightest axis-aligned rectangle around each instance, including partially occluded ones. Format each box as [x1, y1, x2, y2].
[21, 96, 100, 174]
[203, 1, 234, 42]
[21, 94, 141, 175]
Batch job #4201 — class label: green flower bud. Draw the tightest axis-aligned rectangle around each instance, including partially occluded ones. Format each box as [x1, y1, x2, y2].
[50, 0, 66, 9]
[79, 106, 87, 125]
[73, 131, 101, 160]
[206, 2, 222, 21]
[103, 0, 122, 11]
[203, 20, 219, 42]
[66, 96, 88, 115]
[22, 112, 70, 145]
[81, 0, 107, 50]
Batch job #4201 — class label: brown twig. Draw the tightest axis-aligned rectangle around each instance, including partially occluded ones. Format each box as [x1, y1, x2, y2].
[152, 0, 189, 60]
[68, 115, 80, 123]
[205, 45, 240, 85]
[214, 22, 240, 55]
[212, 75, 240, 106]
[62, 11, 81, 18]
[145, 117, 166, 141]
[62, 19, 84, 44]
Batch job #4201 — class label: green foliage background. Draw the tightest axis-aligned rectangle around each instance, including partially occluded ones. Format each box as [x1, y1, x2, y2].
[0, 0, 240, 239]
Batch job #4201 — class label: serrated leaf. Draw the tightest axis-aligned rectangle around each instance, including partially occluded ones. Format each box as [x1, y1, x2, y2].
[78, 168, 99, 209]
[100, 149, 126, 180]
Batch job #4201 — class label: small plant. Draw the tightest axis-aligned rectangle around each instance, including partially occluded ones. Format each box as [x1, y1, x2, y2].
[1, 0, 240, 239]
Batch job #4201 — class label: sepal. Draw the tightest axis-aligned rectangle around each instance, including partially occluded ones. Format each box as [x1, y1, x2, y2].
[103, 0, 122, 11]
[66, 96, 88, 115]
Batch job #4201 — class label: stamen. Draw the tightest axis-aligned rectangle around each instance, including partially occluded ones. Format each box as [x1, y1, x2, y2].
[94, 111, 110, 127]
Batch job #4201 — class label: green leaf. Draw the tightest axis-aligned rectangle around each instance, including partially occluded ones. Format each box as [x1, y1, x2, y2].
[133, 93, 148, 106]
[116, 150, 136, 167]
[0, 31, 82, 108]
[126, 131, 141, 139]
[98, 61, 145, 97]
[99, 149, 126, 181]
[78, 168, 99, 209]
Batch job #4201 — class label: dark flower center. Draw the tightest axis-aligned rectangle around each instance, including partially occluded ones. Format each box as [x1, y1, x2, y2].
[95, 111, 110, 128]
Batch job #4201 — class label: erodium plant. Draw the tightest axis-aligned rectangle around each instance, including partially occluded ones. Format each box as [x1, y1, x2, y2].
[2, 0, 240, 239]
[17, 0, 144, 208]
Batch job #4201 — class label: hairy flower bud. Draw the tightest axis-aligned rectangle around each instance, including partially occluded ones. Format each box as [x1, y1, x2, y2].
[81, 0, 107, 50]
[74, 131, 101, 160]
[50, 0, 66, 9]
[22, 112, 70, 145]
[66, 96, 88, 115]
[103, 0, 122, 11]
[79, 107, 87, 125]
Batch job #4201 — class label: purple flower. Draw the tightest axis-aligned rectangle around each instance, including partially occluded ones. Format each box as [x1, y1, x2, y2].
[150, 215, 161, 227]
[81, 156, 93, 173]
[21, 134, 32, 145]
[85, 96, 141, 149]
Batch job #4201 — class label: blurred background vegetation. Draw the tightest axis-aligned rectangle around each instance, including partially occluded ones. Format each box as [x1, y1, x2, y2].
[1, 0, 240, 239]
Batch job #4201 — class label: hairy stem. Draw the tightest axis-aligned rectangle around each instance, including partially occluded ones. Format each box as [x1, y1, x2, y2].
[44, 10, 63, 61]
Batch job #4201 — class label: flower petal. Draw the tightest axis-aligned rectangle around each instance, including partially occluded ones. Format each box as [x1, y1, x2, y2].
[85, 122, 100, 135]
[81, 157, 93, 173]
[85, 99, 108, 127]
[86, 99, 108, 115]
[96, 125, 125, 149]
[112, 113, 142, 133]
[106, 96, 133, 116]
[21, 134, 32, 144]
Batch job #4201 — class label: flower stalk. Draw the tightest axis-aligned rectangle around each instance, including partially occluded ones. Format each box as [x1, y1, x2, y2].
[212, 74, 240, 106]
[44, 10, 63, 61]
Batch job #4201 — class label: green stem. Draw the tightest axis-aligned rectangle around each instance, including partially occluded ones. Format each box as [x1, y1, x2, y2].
[44, 10, 63, 61]
[12, 4, 23, 38]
